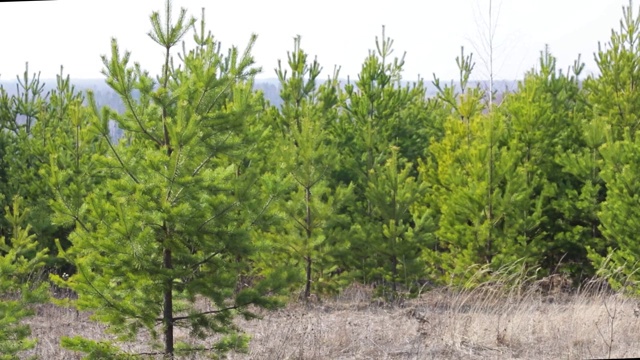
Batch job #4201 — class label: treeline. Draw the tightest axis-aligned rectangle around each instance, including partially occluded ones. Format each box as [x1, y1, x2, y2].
[2, 1, 640, 358]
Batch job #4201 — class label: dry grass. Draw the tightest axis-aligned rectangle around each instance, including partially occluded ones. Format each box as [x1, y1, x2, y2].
[18, 279, 640, 359]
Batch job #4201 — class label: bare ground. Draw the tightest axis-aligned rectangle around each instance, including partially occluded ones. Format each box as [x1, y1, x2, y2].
[20, 283, 640, 359]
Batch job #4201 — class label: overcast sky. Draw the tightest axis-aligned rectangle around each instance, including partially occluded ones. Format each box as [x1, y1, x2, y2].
[0, 0, 632, 82]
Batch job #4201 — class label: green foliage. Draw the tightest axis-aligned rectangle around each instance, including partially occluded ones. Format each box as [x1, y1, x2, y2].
[594, 133, 640, 290]
[337, 27, 435, 181]
[6, 3, 640, 358]
[586, 0, 640, 142]
[421, 50, 491, 282]
[422, 48, 577, 284]
[364, 146, 431, 294]
[49, 1, 287, 357]
[501, 48, 589, 277]
[0, 197, 49, 359]
[585, 1, 640, 290]
[0, 65, 49, 248]
[333, 28, 438, 292]
[60, 337, 135, 360]
[173, 333, 250, 359]
[0, 64, 92, 271]
[256, 36, 353, 298]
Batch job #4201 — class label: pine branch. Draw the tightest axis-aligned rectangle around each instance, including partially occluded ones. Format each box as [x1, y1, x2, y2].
[196, 202, 239, 232]
[136, 345, 218, 356]
[289, 213, 310, 233]
[249, 195, 274, 227]
[166, 145, 183, 202]
[123, 95, 162, 146]
[159, 303, 248, 323]
[192, 152, 215, 177]
[197, 77, 234, 117]
[98, 123, 140, 184]
[189, 251, 221, 270]
[75, 264, 150, 324]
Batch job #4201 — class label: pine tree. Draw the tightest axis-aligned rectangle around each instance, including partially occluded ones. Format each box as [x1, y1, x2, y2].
[256, 36, 353, 299]
[420, 49, 490, 282]
[0, 197, 49, 359]
[585, 0, 640, 143]
[365, 146, 430, 294]
[594, 133, 640, 290]
[42, 69, 107, 273]
[0, 64, 93, 272]
[584, 1, 640, 290]
[504, 48, 594, 277]
[556, 115, 606, 275]
[332, 27, 435, 287]
[421, 48, 551, 284]
[0, 65, 50, 257]
[49, 2, 285, 357]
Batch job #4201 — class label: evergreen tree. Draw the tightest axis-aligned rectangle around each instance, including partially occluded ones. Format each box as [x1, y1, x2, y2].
[256, 36, 352, 299]
[420, 49, 490, 281]
[421, 48, 550, 284]
[504, 49, 594, 277]
[0, 65, 50, 252]
[594, 133, 640, 290]
[0, 197, 49, 359]
[585, 0, 640, 143]
[50, 2, 285, 357]
[585, 1, 640, 290]
[365, 146, 430, 294]
[0, 64, 91, 272]
[332, 28, 435, 288]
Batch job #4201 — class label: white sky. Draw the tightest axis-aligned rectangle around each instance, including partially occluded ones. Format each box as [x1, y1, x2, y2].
[0, 0, 632, 82]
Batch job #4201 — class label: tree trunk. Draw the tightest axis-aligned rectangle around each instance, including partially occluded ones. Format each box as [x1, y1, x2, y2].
[163, 247, 174, 359]
[391, 254, 398, 293]
[305, 256, 312, 299]
[304, 186, 312, 299]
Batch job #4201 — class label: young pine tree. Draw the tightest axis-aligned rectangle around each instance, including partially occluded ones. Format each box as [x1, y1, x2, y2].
[0, 65, 80, 270]
[50, 2, 285, 358]
[335, 27, 433, 287]
[41, 68, 107, 273]
[585, 1, 640, 290]
[0, 197, 49, 359]
[421, 48, 548, 284]
[504, 48, 592, 277]
[256, 37, 352, 299]
[365, 146, 430, 294]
